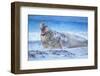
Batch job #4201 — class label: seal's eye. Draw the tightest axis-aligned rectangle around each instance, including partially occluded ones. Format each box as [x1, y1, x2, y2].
[41, 27, 46, 31]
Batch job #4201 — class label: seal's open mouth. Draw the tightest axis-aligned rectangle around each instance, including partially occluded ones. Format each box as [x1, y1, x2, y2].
[40, 26, 48, 36]
[41, 31, 48, 36]
[41, 27, 47, 36]
[40, 22, 48, 36]
[41, 33, 46, 36]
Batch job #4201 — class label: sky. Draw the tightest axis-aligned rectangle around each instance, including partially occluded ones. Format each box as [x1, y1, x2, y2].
[28, 15, 88, 41]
